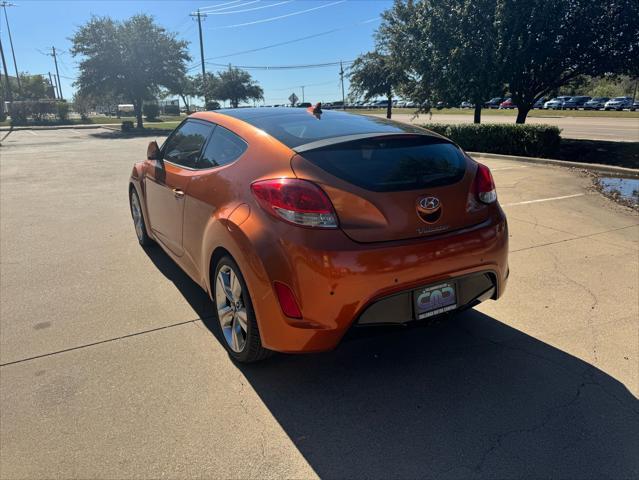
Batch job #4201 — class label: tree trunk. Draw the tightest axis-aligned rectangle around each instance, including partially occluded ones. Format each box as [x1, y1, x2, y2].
[473, 104, 482, 124]
[515, 105, 531, 124]
[180, 94, 190, 114]
[134, 99, 143, 129]
[386, 92, 392, 119]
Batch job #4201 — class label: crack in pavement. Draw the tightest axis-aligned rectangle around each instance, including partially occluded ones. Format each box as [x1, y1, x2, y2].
[0, 317, 215, 367]
[510, 224, 639, 253]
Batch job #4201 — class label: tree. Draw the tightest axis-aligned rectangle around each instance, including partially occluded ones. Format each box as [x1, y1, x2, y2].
[214, 66, 263, 108]
[165, 74, 197, 114]
[18, 74, 53, 100]
[72, 91, 95, 120]
[193, 72, 221, 106]
[496, 0, 639, 123]
[71, 15, 190, 128]
[349, 51, 405, 119]
[1, 73, 54, 101]
[380, 0, 502, 123]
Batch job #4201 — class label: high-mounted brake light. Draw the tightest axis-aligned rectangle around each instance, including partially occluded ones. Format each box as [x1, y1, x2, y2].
[474, 163, 497, 204]
[250, 178, 338, 228]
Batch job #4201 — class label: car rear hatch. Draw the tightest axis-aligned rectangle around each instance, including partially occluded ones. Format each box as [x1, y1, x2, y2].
[291, 133, 492, 243]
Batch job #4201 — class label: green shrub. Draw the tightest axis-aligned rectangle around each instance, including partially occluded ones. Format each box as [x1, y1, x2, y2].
[9, 100, 58, 124]
[143, 103, 160, 121]
[122, 120, 134, 132]
[421, 123, 562, 158]
[56, 101, 69, 121]
[0, 106, 6, 123]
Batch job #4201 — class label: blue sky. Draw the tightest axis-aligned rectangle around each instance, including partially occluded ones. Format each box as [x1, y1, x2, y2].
[0, 0, 393, 105]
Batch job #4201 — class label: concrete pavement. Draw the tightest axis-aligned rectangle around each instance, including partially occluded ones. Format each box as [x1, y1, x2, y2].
[1, 129, 638, 479]
[372, 112, 639, 142]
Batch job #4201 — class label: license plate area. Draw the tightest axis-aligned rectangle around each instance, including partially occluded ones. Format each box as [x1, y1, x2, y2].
[413, 281, 457, 319]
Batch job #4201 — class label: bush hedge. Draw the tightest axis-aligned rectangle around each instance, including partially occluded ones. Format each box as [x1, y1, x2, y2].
[121, 120, 135, 132]
[421, 123, 562, 158]
[9, 100, 71, 125]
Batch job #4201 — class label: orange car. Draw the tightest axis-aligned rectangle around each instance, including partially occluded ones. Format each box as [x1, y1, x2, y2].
[129, 107, 508, 362]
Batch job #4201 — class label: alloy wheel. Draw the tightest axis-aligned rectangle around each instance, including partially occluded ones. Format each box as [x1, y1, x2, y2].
[215, 265, 248, 353]
[130, 192, 144, 242]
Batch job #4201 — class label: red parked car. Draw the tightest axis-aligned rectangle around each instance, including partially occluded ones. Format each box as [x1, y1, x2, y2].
[499, 98, 516, 109]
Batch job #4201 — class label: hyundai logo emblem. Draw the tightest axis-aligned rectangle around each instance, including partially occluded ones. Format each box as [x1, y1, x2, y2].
[418, 196, 441, 212]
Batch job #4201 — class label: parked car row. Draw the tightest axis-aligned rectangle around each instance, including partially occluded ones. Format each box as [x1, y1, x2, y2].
[543, 96, 636, 111]
[261, 96, 638, 111]
[473, 95, 637, 111]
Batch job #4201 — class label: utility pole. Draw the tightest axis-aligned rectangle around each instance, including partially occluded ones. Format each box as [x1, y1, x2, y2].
[190, 9, 208, 105]
[301, 85, 305, 103]
[48, 71, 57, 99]
[0, 36, 12, 102]
[339, 61, 346, 110]
[51, 46, 63, 100]
[1, 1, 20, 91]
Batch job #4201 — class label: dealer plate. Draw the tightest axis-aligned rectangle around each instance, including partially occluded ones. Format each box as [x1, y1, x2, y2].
[414, 281, 457, 319]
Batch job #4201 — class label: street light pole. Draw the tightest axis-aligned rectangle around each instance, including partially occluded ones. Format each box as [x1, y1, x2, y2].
[0, 36, 12, 102]
[51, 46, 63, 100]
[339, 61, 346, 110]
[1, 1, 21, 92]
[190, 9, 208, 106]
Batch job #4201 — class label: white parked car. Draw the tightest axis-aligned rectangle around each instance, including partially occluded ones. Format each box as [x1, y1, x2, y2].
[460, 101, 474, 109]
[544, 96, 571, 110]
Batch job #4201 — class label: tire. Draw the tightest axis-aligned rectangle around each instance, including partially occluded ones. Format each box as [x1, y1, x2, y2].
[213, 255, 271, 363]
[129, 188, 154, 247]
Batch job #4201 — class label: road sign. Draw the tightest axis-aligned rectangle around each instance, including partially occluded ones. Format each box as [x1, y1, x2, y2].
[288, 93, 299, 106]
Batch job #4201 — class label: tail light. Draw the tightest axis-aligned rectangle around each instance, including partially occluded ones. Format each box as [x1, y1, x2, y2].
[273, 281, 302, 318]
[474, 163, 497, 204]
[250, 178, 338, 228]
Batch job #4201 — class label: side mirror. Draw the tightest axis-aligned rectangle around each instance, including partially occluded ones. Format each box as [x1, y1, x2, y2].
[147, 141, 160, 160]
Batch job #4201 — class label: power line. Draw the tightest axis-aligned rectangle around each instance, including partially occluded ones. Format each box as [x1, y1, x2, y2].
[199, 0, 261, 13]
[198, 0, 243, 11]
[200, 0, 293, 15]
[209, 0, 345, 29]
[204, 60, 354, 70]
[269, 80, 337, 91]
[189, 16, 379, 65]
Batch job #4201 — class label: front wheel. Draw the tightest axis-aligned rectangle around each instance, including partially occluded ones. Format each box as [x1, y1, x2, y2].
[129, 188, 153, 247]
[213, 256, 271, 363]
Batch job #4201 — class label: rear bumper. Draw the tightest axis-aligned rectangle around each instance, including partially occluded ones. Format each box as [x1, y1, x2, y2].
[236, 207, 509, 353]
[356, 271, 497, 326]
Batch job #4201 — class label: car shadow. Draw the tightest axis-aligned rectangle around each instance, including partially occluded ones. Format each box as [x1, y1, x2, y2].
[144, 245, 639, 479]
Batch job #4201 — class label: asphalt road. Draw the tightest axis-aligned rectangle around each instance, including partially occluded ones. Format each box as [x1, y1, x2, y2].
[371, 112, 639, 142]
[1, 129, 638, 479]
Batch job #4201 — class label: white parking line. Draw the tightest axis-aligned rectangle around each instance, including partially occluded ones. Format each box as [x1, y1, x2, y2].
[502, 193, 585, 207]
[26, 130, 38, 136]
[491, 166, 529, 171]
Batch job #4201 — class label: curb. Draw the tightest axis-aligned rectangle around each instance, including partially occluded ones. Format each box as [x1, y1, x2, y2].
[468, 151, 639, 178]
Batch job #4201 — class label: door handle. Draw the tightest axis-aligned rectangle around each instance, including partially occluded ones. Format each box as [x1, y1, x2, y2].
[172, 188, 185, 198]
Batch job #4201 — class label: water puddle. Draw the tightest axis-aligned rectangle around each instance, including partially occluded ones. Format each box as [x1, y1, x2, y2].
[597, 177, 639, 206]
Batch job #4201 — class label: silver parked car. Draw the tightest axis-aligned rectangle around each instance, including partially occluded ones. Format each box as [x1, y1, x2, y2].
[604, 97, 633, 111]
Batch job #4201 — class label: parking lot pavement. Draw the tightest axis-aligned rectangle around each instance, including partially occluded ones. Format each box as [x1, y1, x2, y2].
[1, 129, 638, 479]
[372, 112, 639, 142]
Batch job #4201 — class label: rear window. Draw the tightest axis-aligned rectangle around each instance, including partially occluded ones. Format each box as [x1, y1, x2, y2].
[300, 136, 466, 192]
[245, 111, 425, 148]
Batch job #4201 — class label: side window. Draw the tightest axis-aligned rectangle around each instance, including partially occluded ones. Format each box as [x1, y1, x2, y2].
[199, 125, 248, 169]
[163, 121, 213, 168]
